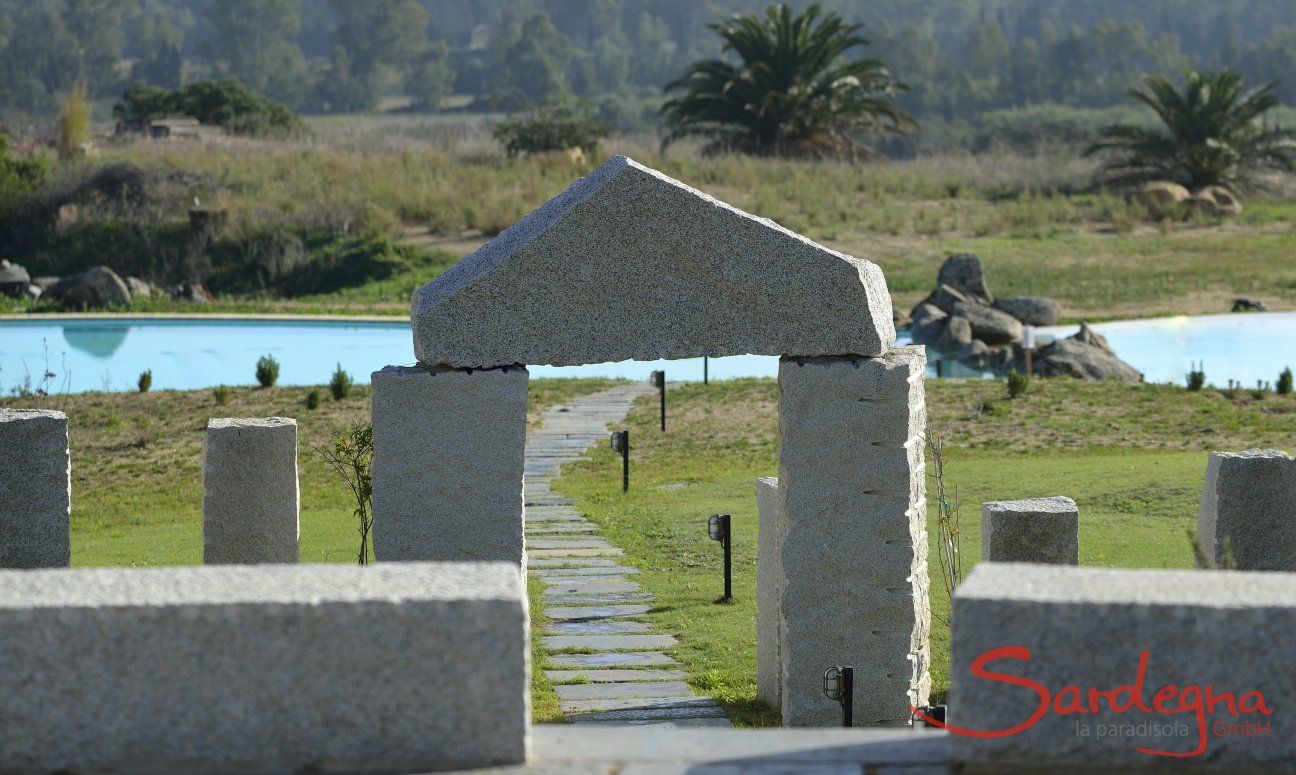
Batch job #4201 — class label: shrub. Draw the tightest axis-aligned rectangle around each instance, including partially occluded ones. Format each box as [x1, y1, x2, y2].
[1186, 361, 1205, 391]
[137, 369, 152, 393]
[329, 363, 352, 401]
[0, 133, 50, 210]
[255, 355, 280, 388]
[317, 423, 374, 565]
[305, 389, 321, 410]
[492, 101, 608, 157]
[1278, 368, 1293, 395]
[56, 81, 91, 159]
[212, 384, 231, 405]
[112, 79, 308, 139]
[1006, 369, 1030, 399]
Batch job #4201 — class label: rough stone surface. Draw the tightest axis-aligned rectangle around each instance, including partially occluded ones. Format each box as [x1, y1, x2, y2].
[927, 282, 972, 314]
[936, 315, 973, 351]
[371, 365, 528, 563]
[46, 265, 132, 307]
[412, 156, 894, 368]
[755, 476, 784, 711]
[1030, 324, 1142, 382]
[1133, 180, 1190, 216]
[1199, 449, 1296, 570]
[950, 563, 1296, 770]
[549, 652, 679, 668]
[0, 562, 529, 772]
[981, 496, 1079, 565]
[909, 303, 948, 346]
[0, 409, 70, 568]
[936, 253, 992, 304]
[777, 348, 931, 727]
[952, 301, 1023, 345]
[202, 417, 299, 564]
[993, 296, 1061, 326]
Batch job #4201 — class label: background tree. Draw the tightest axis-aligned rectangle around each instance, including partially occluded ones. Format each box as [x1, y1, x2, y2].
[1086, 68, 1296, 191]
[661, 4, 915, 158]
[326, 0, 430, 111]
[203, 0, 306, 106]
[404, 41, 455, 112]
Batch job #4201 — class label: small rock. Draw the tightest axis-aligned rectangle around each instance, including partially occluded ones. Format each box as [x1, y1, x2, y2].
[927, 283, 972, 314]
[937, 315, 973, 351]
[1232, 298, 1266, 313]
[125, 276, 153, 298]
[1133, 181, 1190, 218]
[994, 296, 1061, 327]
[909, 303, 948, 346]
[30, 276, 61, 290]
[1193, 186, 1242, 217]
[956, 339, 992, 369]
[936, 253, 993, 304]
[169, 282, 214, 304]
[1072, 321, 1115, 355]
[953, 301, 1023, 346]
[45, 266, 132, 308]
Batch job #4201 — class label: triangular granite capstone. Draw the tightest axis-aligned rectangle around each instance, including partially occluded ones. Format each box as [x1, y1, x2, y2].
[412, 156, 894, 368]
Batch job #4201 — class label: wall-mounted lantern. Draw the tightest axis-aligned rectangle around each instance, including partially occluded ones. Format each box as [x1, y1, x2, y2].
[822, 666, 854, 727]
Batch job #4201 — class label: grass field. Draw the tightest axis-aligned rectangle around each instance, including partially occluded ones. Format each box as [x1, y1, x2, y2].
[3, 135, 1294, 320]
[552, 376, 1296, 726]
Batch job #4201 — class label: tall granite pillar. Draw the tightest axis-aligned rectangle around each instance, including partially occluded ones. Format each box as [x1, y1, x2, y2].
[371, 365, 528, 564]
[202, 418, 300, 564]
[776, 347, 931, 727]
[755, 476, 784, 710]
[1198, 449, 1296, 570]
[0, 409, 71, 568]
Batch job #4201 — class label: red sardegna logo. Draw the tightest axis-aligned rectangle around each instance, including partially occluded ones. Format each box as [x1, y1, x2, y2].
[911, 646, 1274, 758]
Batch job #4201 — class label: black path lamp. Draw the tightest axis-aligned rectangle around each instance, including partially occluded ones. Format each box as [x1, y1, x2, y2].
[703, 356, 709, 385]
[707, 513, 732, 601]
[822, 666, 854, 727]
[610, 430, 629, 492]
[650, 370, 666, 431]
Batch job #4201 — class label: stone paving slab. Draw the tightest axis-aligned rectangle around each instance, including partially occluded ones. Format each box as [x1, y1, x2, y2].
[560, 696, 718, 713]
[544, 621, 653, 635]
[529, 548, 624, 558]
[544, 593, 655, 605]
[545, 604, 653, 620]
[545, 669, 688, 683]
[530, 566, 640, 577]
[557, 682, 694, 701]
[528, 538, 617, 550]
[543, 634, 678, 651]
[543, 581, 640, 595]
[562, 705, 732, 723]
[547, 652, 680, 668]
[528, 559, 622, 570]
[526, 524, 599, 534]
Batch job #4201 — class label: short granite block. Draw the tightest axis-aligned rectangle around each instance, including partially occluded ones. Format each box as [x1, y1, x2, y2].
[0, 409, 70, 568]
[202, 418, 299, 564]
[1199, 449, 1296, 570]
[981, 496, 1078, 565]
[755, 476, 784, 710]
[951, 563, 1296, 771]
[371, 365, 528, 563]
[776, 350, 931, 727]
[0, 562, 529, 772]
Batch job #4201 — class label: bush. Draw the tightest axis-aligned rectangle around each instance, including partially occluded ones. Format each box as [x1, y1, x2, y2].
[113, 79, 308, 139]
[137, 369, 152, 393]
[1006, 369, 1030, 399]
[329, 363, 352, 401]
[212, 384, 231, 405]
[305, 389, 321, 410]
[0, 133, 50, 211]
[492, 101, 608, 157]
[1279, 368, 1293, 396]
[1187, 362, 1206, 391]
[255, 355, 280, 388]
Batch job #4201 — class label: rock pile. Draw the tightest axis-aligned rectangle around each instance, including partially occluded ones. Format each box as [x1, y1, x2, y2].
[910, 253, 1141, 382]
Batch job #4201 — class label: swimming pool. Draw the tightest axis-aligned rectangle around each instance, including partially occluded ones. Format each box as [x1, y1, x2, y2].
[0, 312, 1292, 393]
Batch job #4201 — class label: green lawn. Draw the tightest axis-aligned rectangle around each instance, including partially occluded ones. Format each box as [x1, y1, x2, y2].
[552, 377, 1296, 726]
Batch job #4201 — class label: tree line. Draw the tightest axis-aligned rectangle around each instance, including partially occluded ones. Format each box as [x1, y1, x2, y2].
[2, 0, 1296, 132]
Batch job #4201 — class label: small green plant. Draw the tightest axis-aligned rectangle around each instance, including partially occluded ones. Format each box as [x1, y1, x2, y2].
[1278, 367, 1293, 395]
[925, 430, 964, 627]
[255, 355, 280, 388]
[305, 389, 321, 410]
[1006, 369, 1030, 399]
[137, 369, 152, 393]
[1186, 361, 1205, 391]
[212, 384, 231, 405]
[329, 363, 352, 401]
[1221, 378, 1239, 399]
[317, 423, 374, 565]
[1250, 380, 1269, 400]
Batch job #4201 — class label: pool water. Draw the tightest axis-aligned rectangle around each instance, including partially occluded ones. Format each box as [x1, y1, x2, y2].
[0, 313, 1292, 393]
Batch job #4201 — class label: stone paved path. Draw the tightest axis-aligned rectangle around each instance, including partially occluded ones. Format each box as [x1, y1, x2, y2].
[526, 383, 732, 729]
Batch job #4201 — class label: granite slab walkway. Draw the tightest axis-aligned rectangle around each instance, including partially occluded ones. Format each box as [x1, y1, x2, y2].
[527, 383, 731, 729]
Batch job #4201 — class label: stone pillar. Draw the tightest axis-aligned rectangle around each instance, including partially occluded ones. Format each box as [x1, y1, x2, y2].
[0, 409, 71, 568]
[1198, 449, 1296, 570]
[202, 418, 299, 564]
[776, 347, 930, 727]
[981, 496, 1078, 565]
[371, 365, 528, 564]
[755, 476, 783, 709]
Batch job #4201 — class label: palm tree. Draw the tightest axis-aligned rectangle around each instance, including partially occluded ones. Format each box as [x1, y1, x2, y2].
[660, 4, 914, 159]
[1087, 69, 1296, 192]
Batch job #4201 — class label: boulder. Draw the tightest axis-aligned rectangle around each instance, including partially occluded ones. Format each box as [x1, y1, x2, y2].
[169, 282, 213, 304]
[0, 260, 31, 298]
[993, 296, 1061, 327]
[955, 339, 993, 369]
[1193, 185, 1242, 217]
[30, 276, 61, 290]
[936, 253, 992, 304]
[952, 301, 1023, 346]
[926, 283, 972, 314]
[1233, 298, 1267, 312]
[1133, 181, 1190, 217]
[937, 315, 973, 351]
[45, 266, 131, 308]
[909, 303, 948, 346]
[1031, 323, 1141, 382]
[125, 276, 153, 298]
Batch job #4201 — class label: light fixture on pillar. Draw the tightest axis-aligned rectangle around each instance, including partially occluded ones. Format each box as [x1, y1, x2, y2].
[822, 666, 854, 727]
[609, 430, 629, 492]
[649, 370, 666, 431]
[707, 513, 732, 601]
